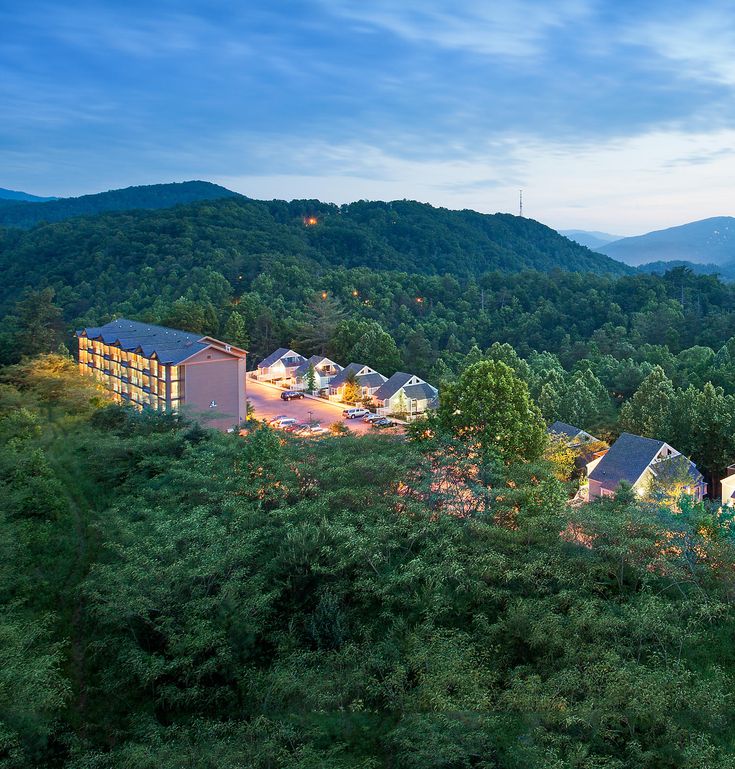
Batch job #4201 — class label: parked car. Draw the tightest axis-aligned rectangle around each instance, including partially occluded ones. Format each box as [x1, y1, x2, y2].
[372, 417, 395, 429]
[272, 417, 298, 428]
[343, 407, 370, 419]
[281, 390, 305, 400]
[362, 413, 383, 423]
[283, 422, 309, 433]
[267, 414, 289, 424]
[305, 425, 328, 435]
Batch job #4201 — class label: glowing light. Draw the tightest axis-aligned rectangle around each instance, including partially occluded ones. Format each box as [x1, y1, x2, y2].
[304, 216, 319, 226]
[416, 297, 423, 303]
[321, 291, 328, 300]
[352, 290, 359, 297]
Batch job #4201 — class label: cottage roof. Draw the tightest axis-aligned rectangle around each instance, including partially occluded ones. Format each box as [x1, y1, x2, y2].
[329, 362, 371, 387]
[293, 355, 341, 378]
[258, 348, 305, 369]
[588, 432, 667, 488]
[358, 372, 388, 389]
[548, 421, 584, 439]
[374, 372, 414, 401]
[77, 318, 209, 365]
[404, 382, 438, 401]
[654, 455, 704, 486]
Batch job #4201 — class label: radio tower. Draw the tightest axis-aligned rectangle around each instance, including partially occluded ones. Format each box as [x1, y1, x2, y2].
[519, 189, 523, 217]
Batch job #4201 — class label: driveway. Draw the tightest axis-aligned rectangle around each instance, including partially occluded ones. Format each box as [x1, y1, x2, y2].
[245, 378, 375, 434]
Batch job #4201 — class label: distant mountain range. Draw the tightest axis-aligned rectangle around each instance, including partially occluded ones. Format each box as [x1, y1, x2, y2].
[558, 229, 623, 250]
[596, 217, 735, 267]
[0, 187, 57, 204]
[0, 181, 241, 228]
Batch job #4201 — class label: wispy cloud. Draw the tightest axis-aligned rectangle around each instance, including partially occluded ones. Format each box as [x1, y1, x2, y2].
[321, 0, 593, 58]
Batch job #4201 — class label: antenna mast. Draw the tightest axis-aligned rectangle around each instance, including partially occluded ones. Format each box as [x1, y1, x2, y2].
[519, 189, 523, 217]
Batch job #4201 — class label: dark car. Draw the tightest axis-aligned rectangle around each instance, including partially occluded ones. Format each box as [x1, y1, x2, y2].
[283, 422, 309, 433]
[281, 390, 305, 401]
[372, 417, 395, 429]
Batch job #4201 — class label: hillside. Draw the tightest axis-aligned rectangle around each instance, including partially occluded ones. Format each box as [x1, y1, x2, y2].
[0, 193, 630, 288]
[0, 186, 57, 203]
[0, 180, 241, 228]
[599, 216, 735, 266]
[559, 228, 623, 250]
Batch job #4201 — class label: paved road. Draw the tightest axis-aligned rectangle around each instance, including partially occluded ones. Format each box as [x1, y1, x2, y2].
[245, 379, 374, 434]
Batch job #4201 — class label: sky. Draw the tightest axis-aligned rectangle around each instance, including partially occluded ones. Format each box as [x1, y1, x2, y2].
[2, 0, 735, 234]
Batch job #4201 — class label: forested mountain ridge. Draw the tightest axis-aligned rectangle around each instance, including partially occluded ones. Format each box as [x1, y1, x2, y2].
[600, 216, 735, 266]
[0, 180, 241, 228]
[0, 187, 57, 203]
[0, 192, 630, 299]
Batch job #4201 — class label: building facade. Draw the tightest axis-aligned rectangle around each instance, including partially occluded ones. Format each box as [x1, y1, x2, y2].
[77, 318, 248, 430]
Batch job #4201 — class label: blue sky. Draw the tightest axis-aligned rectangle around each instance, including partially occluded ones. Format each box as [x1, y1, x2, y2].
[2, 0, 735, 233]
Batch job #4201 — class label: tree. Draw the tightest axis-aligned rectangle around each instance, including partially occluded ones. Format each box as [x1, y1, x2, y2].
[437, 360, 547, 462]
[341, 370, 361, 404]
[223, 311, 250, 349]
[644, 454, 697, 508]
[293, 296, 346, 356]
[620, 366, 675, 438]
[330, 319, 402, 375]
[11, 288, 63, 359]
[394, 389, 408, 418]
[304, 363, 317, 393]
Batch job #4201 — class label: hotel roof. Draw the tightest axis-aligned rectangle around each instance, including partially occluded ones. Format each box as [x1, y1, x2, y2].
[77, 318, 238, 365]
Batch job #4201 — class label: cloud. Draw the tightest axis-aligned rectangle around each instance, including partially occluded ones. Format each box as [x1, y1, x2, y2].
[320, 0, 593, 57]
[623, 4, 735, 87]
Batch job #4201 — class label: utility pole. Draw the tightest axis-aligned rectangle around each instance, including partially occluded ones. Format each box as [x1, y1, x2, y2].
[519, 189, 523, 217]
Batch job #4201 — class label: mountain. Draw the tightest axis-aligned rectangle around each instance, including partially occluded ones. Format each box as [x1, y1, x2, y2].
[0, 181, 241, 228]
[0, 194, 631, 285]
[559, 229, 624, 250]
[636, 260, 725, 277]
[0, 187, 57, 203]
[598, 216, 735, 267]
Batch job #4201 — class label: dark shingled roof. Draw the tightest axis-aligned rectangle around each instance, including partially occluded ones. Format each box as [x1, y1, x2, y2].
[329, 363, 372, 387]
[404, 382, 438, 401]
[358, 372, 387, 389]
[548, 420, 584, 438]
[588, 432, 666, 488]
[77, 318, 208, 365]
[293, 355, 341, 378]
[374, 372, 414, 401]
[258, 348, 305, 370]
[654, 455, 704, 486]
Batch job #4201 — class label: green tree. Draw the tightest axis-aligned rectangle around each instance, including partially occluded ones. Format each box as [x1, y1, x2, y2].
[11, 288, 63, 359]
[222, 311, 250, 349]
[330, 319, 402, 374]
[341, 370, 360, 404]
[304, 363, 317, 393]
[620, 365, 675, 438]
[437, 359, 547, 462]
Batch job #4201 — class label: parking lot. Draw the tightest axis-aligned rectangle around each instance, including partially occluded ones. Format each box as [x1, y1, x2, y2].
[245, 379, 377, 434]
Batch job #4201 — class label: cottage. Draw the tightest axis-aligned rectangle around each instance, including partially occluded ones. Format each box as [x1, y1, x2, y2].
[587, 432, 706, 501]
[547, 421, 598, 447]
[293, 355, 343, 391]
[719, 464, 735, 506]
[329, 363, 387, 402]
[373, 372, 439, 418]
[256, 348, 307, 385]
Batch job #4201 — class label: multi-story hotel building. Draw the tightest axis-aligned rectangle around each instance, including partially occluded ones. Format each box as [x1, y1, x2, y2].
[76, 318, 248, 430]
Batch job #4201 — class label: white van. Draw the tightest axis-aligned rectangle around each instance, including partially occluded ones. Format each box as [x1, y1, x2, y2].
[342, 407, 370, 419]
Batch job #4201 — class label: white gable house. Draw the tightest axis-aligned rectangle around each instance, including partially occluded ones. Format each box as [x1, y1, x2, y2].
[374, 372, 439, 418]
[256, 348, 307, 384]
